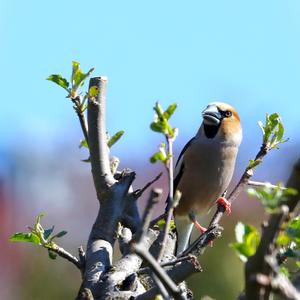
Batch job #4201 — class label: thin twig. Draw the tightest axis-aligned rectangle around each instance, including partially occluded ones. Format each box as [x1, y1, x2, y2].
[157, 137, 175, 262]
[150, 212, 167, 227]
[50, 244, 82, 270]
[71, 96, 89, 145]
[132, 242, 185, 300]
[136, 255, 201, 300]
[210, 144, 268, 227]
[131, 187, 185, 299]
[160, 255, 193, 268]
[78, 246, 86, 267]
[133, 172, 163, 198]
[151, 272, 171, 300]
[138, 255, 192, 275]
[78, 110, 89, 145]
[248, 180, 286, 190]
[157, 203, 175, 262]
[180, 225, 223, 257]
[167, 137, 174, 202]
[135, 188, 162, 243]
[264, 255, 300, 300]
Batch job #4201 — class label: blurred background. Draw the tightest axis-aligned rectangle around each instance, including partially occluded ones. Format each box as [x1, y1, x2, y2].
[1, 1, 300, 299]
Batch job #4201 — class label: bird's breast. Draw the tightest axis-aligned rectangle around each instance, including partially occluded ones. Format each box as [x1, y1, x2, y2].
[175, 140, 238, 216]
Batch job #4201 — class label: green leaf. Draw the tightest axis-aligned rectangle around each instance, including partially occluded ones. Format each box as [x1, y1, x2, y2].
[153, 102, 165, 119]
[71, 61, 94, 92]
[248, 159, 262, 169]
[47, 74, 70, 91]
[163, 103, 177, 120]
[296, 261, 300, 268]
[10, 232, 41, 245]
[259, 113, 289, 149]
[43, 226, 54, 240]
[279, 266, 290, 278]
[230, 222, 260, 262]
[156, 219, 176, 231]
[277, 232, 290, 246]
[150, 102, 177, 137]
[150, 121, 166, 133]
[285, 216, 300, 246]
[48, 249, 57, 260]
[107, 131, 124, 148]
[155, 219, 166, 230]
[150, 151, 167, 164]
[72, 61, 80, 79]
[248, 184, 297, 213]
[51, 231, 67, 239]
[89, 86, 100, 98]
[79, 139, 89, 149]
[169, 219, 176, 231]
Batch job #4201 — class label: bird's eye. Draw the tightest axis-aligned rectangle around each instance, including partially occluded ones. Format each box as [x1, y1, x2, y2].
[224, 110, 232, 118]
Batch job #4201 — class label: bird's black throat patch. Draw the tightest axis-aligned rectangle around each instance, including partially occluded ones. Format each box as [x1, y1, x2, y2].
[203, 123, 220, 138]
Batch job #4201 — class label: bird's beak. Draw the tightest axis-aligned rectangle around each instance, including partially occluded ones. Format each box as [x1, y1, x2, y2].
[202, 105, 222, 126]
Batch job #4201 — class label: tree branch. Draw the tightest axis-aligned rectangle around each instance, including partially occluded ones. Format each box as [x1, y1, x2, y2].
[88, 76, 115, 196]
[50, 243, 82, 270]
[245, 205, 291, 299]
[71, 95, 89, 145]
[136, 255, 201, 300]
[78, 77, 137, 298]
[133, 172, 163, 198]
[210, 145, 268, 227]
[132, 242, 186, 300]
[247, 180, 286, 190]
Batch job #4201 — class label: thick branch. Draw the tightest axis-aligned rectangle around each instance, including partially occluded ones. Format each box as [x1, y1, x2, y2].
[286, 158, 300, 212]
[245, 205, 289, 299]
[136, 255, 201, 300]
[78, 77, 136, 298]
[243, 158, 300, 300]
[88, 76, 115, 197]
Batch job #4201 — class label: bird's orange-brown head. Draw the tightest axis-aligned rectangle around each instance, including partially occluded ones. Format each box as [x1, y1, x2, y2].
[199, 102, 242, 146]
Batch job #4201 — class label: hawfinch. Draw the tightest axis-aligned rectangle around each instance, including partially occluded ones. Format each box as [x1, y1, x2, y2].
[174, 102, 242, 255]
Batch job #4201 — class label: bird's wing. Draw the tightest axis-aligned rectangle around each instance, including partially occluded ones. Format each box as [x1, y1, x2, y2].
[173, 137, 195, 192]
[165, 138, 195, 211]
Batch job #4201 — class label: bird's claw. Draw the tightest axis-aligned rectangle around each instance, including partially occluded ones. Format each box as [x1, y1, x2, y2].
[193, 220, 213, 247]
[193, 220, 207, 233]
[216, 197, 231, 215]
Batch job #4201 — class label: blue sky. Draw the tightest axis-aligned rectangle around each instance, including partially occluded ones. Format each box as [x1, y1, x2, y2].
[1, 1, 300, 166]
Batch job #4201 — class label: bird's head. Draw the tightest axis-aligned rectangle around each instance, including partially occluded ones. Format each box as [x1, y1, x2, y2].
[199, 102, 242, 146]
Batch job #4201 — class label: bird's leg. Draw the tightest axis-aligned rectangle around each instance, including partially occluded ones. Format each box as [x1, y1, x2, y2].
[193, 220, 207, 233]
[188, 212, 207, 233]
[216, 196, 231, 215]
[188, 212, 213, 247]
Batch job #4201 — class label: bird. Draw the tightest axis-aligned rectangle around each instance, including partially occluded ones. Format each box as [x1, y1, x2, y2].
[173, 102, 242, 255]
